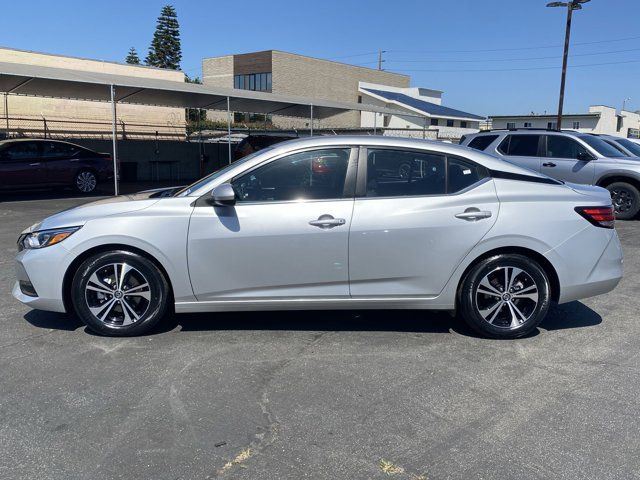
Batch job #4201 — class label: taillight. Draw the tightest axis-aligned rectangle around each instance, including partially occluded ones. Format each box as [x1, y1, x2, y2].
[574, 206, 615, 229]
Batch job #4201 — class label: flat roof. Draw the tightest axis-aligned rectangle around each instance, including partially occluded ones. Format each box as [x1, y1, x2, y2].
[490, 113, 600, 119]
[0, 61, 412, 119]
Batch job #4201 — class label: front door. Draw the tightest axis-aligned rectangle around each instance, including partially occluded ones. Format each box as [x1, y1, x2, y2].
[187, 147, 357, 301]
[540, 135, 595, 184]
[349, 148, 499, 297]
[0, 141, 45, 189]
[41, 141, 81, 185]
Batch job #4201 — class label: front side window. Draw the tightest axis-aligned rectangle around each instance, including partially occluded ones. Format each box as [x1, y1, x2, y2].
[615, 138, 640, 157]
[365, 149, 446, 197]
[545, 135, 589, 159]
[232, 148, 350, 202]
[3, 142, 39, 160]
[578, 135, 626, 158]
[498, 135, 540, 156]
[41, 142, 80, 158]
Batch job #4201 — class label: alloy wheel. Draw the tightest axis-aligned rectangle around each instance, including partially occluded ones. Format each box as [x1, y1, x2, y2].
[474, 266, 539, 330]
[611, 187, 634, 214]
[76, 171, 97, 192]
[84, 263, 151, 326]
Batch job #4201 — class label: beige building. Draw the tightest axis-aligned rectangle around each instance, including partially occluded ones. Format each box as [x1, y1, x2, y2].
[0, 47, 187, 138]
[202, 50, 410, 128]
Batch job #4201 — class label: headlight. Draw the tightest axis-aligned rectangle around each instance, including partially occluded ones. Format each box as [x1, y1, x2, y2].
[18, 226, 81, 250]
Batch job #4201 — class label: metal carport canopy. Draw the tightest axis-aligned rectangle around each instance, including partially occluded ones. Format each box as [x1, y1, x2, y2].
[0, 61, 409, 118]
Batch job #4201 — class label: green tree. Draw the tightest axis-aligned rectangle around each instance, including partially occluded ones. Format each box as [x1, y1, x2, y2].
[125, 47, 140, 65]
[145, 5, 182, 70]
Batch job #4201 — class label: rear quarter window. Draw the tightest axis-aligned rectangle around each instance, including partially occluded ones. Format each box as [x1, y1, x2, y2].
[467, 135, 499, 151]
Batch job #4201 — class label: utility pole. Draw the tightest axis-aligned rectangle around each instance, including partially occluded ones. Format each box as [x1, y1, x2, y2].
[547, 0, 590, 131]
[377, 49, 386, 71]
[623, 97, 631, 112]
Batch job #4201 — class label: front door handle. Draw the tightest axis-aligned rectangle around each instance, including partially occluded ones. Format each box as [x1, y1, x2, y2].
[455, 208, 492, 221]
[309, 214, 346, 229]
[542, 162, 556, 167]
[29, 162, 41, 166]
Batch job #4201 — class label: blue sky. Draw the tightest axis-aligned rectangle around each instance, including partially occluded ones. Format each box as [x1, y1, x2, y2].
[1, 0, 638, 116]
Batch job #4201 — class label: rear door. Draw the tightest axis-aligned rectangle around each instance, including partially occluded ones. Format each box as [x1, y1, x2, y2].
[348, 147, 499, 297]
[41, 142, 81, 185]
[541, 135, 595, 184]
[0, 141, 45, 188]
[496, 134, 543, 174]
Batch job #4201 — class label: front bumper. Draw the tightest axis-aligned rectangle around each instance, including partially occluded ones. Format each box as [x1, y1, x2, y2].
[13, 246, 69, 313]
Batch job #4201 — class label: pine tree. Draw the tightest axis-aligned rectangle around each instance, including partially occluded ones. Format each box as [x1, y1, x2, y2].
[125, 47, 140, 65]
[145, 5, 182, 70]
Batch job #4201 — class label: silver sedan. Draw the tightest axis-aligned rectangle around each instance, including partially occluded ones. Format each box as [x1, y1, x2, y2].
[13, 136, 623, 338]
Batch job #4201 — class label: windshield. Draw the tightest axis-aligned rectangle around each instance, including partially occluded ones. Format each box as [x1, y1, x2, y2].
[614, 138, 640, 157]
[174, 146, 276, 196]
[578, 135, 627, 158]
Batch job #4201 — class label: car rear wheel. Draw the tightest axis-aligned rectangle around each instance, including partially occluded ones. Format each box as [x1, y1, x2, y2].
[74, 170, 97, 194]
[606, 182, 640, 220]
[459, 254, 551, 339]
[71, 250, 170, 336]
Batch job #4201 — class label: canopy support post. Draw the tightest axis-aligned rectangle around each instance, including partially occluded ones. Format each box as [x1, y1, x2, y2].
[373, 111, 377, 135]
[110, 84, 119, 196]
[423, 116, 427, 139]
[3, 93, 8, 138]
[227, 96, 232, 164]
[310, 103, 314, 136]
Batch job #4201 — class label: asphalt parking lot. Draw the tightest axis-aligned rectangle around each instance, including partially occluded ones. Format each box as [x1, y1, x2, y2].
[1, 194, 639, 480]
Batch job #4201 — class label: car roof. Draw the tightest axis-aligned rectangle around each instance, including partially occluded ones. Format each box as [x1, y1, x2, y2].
[0, 138, 90, 150]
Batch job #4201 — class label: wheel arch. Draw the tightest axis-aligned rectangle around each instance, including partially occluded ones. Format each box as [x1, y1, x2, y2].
[596, 174, 640, 191]
[456, 246, 561, 306]
[62, 243, 175, 314]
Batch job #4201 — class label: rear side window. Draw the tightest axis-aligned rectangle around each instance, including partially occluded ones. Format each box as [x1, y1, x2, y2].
[3, 142, 39, 160]
[468, 135, 499, 151]
[366, 149, 446, 197]
[498, 135, 540, 156]
[448, 157, 485, 193]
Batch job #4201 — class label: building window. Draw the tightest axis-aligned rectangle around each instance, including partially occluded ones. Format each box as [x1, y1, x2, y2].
[547, 122, 558, 130]
[524, 122, 532, 128]
[460, 121, 468, 128]
[430, 118, 439, 126]
[507, 122, 516, 129]
[357, 95, 362, 104]
[234, 72, 272, 92]
[446, 119, 454, 127]
[572, 121, 580, 129]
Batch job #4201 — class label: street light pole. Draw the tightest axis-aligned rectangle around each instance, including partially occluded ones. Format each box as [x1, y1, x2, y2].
[547, 0, 590, 131]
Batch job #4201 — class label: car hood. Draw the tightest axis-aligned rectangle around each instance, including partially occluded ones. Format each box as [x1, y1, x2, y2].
[609, 156, 640, 166]
[26, 192, 161, 233]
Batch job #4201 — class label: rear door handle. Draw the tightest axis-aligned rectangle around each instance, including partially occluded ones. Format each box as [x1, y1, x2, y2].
[542, 162, 556, 167]
[455, 208, 492, 221]
[309, 214, 346, 229]
[29, 162, 41, 166]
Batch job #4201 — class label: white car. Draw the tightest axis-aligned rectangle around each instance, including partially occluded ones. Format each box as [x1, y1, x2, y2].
[14, 136, 623, 338]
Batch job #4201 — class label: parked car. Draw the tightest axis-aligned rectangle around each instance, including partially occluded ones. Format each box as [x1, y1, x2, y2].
[0, 139, 114, 194]
[233, 134, 298, 160]
[14, 136, 622, 339]
[596, 134, 640, 158]
[461, 129, 640, 219]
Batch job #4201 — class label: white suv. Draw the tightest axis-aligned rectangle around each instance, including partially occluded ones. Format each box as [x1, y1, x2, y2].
[461, 129, 640, 219]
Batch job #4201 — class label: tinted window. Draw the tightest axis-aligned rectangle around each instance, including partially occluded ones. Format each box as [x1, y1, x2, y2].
[578, 135, 626, 158]
[468, 135, 499, 151]
[41, 142, 80, 158]
[545, 135, 589, 159]
[366, 149, 445, 197]
[232, 148, 350, 202]
[615, 138, 640, 157]
[3, 142, 39, 160]
[448, 157, 485, 193]
[498, 135, 540, 156]
[430, 118, 439, 126]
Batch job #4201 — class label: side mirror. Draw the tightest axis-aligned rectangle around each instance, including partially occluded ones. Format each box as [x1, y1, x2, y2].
[577, 151, 594, 161]
[210, 183, 236, 206]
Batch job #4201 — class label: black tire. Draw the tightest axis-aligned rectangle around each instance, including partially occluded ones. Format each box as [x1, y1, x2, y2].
[606, 182, 640, 220]
[71, 250, 170, 336]
[74, 169, 98, 194]
[458, 254, 551, 339]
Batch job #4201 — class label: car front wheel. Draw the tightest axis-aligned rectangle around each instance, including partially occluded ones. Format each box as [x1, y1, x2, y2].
[606, 181, 640, 220]
[71, 250, 170, 336]
[459, 254, 551, 339]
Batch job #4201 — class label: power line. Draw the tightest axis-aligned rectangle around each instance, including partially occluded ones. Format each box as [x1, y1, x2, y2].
[385, 47, 640, 64]
[392, 58, 640, 73]
[388, 34, 640, 54]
